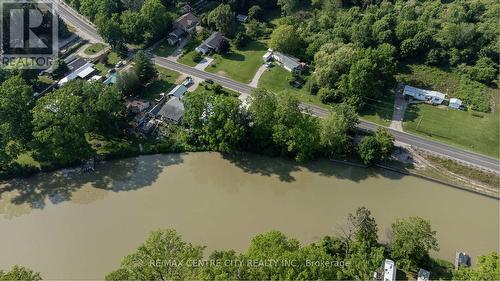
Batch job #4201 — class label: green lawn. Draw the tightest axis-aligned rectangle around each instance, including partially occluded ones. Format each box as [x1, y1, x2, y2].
[84, 43, 106, 55]
[206, 40, 268, 83]
[34, 75, 55, 92]
[153, 40, 177, 57]
[358, 92, 395, 126]
[141, 67, 181, 101]
[399, 64, 499, 158]
[404, 100, 499, 157]
[258, 65, 330, 109]
[95, 51, 121, 75]
[178, 39, 202, 67]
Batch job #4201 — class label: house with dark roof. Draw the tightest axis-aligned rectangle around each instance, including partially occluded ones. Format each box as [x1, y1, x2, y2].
[175, 13, 198, 33]
[167, 13, 199, 45]
[157, 97, 185, 123]
[195, 32, 227, 55]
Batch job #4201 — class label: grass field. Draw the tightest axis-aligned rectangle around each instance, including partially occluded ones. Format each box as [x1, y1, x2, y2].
[257, 65, 331, 109]
[84, 43, 105, 55]
[94, 51, 121, 75]
[206, 40, 268, 83]
[358, 92, 395, 126]
[399, 64, 499, 157]
[141, 67, 180, 101]
[178, 39, 201, 67]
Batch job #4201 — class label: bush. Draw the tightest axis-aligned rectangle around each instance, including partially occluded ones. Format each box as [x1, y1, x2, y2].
[457, 78, 491, 112]
[192, 52, 203, 63]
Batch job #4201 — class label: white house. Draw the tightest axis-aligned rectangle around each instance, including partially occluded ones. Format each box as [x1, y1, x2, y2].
[417, 269, 431, 281]
[57, 62, 95, 87]
[383, 259, 396, 281]
[449, 98, 463, 109]
[263, 49, 304, 73]
[403, 85, 446, 105]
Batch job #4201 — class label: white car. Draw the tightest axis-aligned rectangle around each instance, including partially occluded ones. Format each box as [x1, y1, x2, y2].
[182, 77, 194, 87]
[155, 93, 165, 102]
[115, 61, 124, 68]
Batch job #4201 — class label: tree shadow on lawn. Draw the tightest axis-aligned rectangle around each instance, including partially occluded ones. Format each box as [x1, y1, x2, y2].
[0, 154, 184, 212]
[220, 51, 245, 62]
[403, 104, 423, 124]
[240, 41, 267, 52]
[222, 153, 405, 184]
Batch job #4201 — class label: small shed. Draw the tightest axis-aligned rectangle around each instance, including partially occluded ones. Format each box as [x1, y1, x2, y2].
[168, 84, 188, 98]
[417, 269, 430, 281]
[262, 50, 273, 62]
[236, 14, 248, 22]
[449, 98, 463, 109]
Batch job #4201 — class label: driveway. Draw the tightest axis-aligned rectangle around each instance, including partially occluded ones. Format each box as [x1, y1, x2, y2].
[168, 38, 190, 61]
[194, 57, 214, 71]
[249, 64, 267, 88]
[389, 85, 408, 132]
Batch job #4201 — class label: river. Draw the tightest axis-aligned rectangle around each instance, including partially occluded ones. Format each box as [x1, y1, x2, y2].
[0, 152, 498, 279]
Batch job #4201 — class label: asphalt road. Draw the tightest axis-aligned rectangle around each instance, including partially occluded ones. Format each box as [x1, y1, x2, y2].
[53, 2, 500, 173]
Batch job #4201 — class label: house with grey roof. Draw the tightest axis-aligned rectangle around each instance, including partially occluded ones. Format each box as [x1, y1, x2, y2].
[263, 49, 305, 74]
[167, 13, 198, 45]
[157, 97, 185, 124]
[195, 32, 227, 55]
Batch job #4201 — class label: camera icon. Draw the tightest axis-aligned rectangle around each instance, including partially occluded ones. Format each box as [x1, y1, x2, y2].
[1, 0, 58, 69]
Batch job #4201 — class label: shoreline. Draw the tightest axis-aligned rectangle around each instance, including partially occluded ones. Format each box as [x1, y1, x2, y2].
[2, 150, 498, 200]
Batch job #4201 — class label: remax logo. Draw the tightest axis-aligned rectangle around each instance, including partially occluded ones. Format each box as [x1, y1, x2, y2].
[1, 0, 58, 69]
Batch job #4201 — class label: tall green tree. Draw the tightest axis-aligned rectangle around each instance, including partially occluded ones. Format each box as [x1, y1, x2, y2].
[96, 13, 124, 49]
[273, 95, 321, 162]
[0, 265, 42, 281]
[106, 229, 205, 280]
[248, 89, 278, 152]
[269, 25, 301, 56]
[0, 76, 34, 171]
[120, 11, 146, 44]
[31, 81, 123, 165]
[277, 0, 298, 15]
[390, 217, 439, 270]
[320, 103, 358, 156]
[140, 0, 171, 43]
[207, 4, 236, 37]
[133, 51, 157, 86]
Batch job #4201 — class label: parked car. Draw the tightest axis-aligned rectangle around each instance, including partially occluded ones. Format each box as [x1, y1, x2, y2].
[205, 79, 214, 84]
[265, 62, 273, 68]
[155, 93, 165, 102]
[182, 77, 194, 87]
[115, 61, 124, 68]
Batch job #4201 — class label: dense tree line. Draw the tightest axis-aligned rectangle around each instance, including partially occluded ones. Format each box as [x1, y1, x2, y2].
[182, 88, 393, 164]
[223, 0, 498, 112]
[104, 207, 499, 280]
[0, 72, 125, 178]
[182, 88, 386, 162]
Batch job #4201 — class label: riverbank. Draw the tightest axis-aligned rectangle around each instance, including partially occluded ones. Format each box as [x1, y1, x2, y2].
[3, 141, 499, 200]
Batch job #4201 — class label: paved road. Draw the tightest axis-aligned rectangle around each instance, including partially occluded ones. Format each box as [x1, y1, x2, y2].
[54, 0, 103, 43]
[53, 2, 500, 173]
